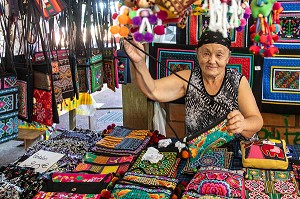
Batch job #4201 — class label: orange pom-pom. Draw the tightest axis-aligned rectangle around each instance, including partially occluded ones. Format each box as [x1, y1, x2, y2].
[171, 194, 178, 199]
[101, 189, 111, 199]
[118, 14, 130, 25]
[110, 26, 120, 35]
[119, 26, 130, 37]
[181, 149, 190, 159]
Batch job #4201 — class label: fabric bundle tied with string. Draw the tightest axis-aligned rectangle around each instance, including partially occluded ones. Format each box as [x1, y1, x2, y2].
[124, 34, 235, 168]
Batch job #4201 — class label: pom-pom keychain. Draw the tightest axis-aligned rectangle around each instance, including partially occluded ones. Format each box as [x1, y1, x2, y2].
[249, 0, 283, 57]
[109, 5, 132, 37]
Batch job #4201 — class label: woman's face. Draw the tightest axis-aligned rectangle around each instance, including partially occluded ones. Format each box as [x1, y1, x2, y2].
[197, 43, 230, 79]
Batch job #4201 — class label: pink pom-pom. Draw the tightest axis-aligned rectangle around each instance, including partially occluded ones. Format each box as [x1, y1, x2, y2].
[134, 32, 144, 42]
[273, 2, 281, 10]
[154, 25, 165, 35]
[131, 16, 142, 26]
[240, 18, 247, 27]
[148, 14, 157, 24]
[144, 32, 154, 42]
[157, 10, 168, 20]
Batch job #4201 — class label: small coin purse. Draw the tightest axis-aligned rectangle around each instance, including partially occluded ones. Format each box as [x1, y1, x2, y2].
[240, 139, 289, 170]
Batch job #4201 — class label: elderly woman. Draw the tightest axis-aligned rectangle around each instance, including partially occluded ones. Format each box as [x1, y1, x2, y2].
[123, 30, 263, 139]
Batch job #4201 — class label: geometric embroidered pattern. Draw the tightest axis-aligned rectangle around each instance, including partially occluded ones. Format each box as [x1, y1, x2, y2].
[17, 80, 28, 119]
[245, 168, 300, 198]
[262, 57, 300, 105]
[273, 69, 299, 91]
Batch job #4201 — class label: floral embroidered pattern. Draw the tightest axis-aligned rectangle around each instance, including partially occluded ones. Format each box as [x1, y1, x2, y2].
[183, 167, 244, 198]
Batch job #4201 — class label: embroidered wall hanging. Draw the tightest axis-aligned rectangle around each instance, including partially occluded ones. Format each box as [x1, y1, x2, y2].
[262, 57, 300, 114]
[183, 167, 245, 198]
[244, 168, 300, 198]
[149, 43, 199, 80]
[186, 14, 248, 47]
[227, 53, 254, 88]
[129, 150, 178, 177]
[274, 2, 300, 49]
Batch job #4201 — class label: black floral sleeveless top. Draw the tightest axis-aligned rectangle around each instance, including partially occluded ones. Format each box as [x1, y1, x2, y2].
[185, 67, 242, 137]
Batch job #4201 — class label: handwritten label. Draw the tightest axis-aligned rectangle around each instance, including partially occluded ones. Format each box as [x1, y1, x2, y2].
[19, 150, 65, 173]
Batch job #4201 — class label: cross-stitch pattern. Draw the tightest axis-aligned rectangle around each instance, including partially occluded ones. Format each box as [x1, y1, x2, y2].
[274, 2, 300, 49]
[245, 168, 300, 198]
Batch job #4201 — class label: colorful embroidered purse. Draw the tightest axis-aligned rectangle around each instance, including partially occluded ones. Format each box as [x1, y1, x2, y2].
[244, 168, 300, 198]
[111, 184, 173, 199]
[186, 115, 235, 168]
[182, 167, 245, 199]
[0, 74, 19, 143]
[240, 139, 289, 170]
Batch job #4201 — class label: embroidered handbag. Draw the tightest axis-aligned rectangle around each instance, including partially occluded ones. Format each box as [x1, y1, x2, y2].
[111, 184, 173, 199]
[240, 139, 289, 170]
[90, 53, 104, 92]
[244, 168, 300, 198]
[41, 172, 111, 194]
[182, 167, 245, 199]
[103, 47, 116, 91]
[77, 56, 91, 92]
[52, 50, 75, 99]
[32, 54, 59, 126]
[115, 49, 131, 85]
[186, 115, 235, 168]
[14, 55, 34, 122]
[0, 74, 19, 143]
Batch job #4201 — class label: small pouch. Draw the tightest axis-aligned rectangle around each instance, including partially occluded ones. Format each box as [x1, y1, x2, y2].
[186, 115, 235, 168]
[240, 139, 289, 170]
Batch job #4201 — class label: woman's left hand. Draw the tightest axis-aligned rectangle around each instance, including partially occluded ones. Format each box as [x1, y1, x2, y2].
[226, 110, 245, 134]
